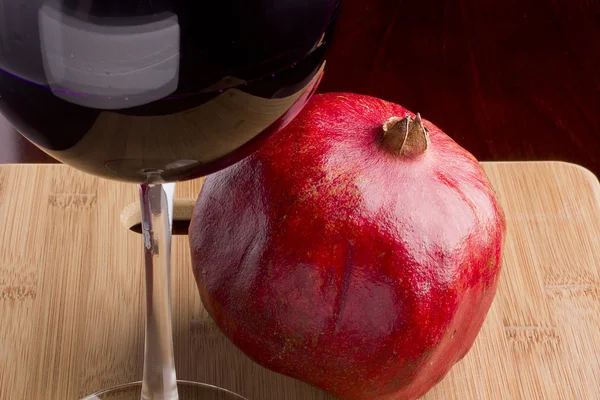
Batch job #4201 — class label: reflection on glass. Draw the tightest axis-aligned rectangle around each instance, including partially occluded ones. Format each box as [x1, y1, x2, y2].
[39, 1, 181, 109]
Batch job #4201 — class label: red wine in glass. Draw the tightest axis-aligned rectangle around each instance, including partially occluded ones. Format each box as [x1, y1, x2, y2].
[0, 0, 340, 183]
[0, 0, 341, 399]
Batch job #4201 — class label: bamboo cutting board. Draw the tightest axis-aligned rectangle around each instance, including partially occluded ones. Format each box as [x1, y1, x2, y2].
[0, 162, 599, 400]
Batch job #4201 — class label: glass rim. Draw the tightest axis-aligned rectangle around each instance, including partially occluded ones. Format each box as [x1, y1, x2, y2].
[81, 380, 248, 400]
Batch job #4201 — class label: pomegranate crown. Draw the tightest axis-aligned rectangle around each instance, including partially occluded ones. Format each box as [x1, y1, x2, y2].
[381, 113, 430, 157]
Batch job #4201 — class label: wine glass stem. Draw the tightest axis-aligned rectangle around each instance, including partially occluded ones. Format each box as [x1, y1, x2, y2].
[138, 182, 179, 400]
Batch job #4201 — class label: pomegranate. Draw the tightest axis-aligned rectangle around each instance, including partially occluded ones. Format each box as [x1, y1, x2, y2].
[189, 93, 506, 400]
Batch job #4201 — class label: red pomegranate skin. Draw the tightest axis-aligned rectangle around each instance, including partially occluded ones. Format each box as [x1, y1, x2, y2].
[190, 93, 506, 400]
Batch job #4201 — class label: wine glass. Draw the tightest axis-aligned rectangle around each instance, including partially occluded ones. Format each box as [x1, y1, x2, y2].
[0, 0, 340, 399]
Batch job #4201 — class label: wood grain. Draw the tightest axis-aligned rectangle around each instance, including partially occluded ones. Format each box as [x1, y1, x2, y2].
[0, 162, 599, 400]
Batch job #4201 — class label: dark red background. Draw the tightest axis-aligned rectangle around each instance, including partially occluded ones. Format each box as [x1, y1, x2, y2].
[2, 0, 599, 174]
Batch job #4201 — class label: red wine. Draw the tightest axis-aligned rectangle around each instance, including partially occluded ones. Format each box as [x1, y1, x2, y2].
[0, 0, 340, 183]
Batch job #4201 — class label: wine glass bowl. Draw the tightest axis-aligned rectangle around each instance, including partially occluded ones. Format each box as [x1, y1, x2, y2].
[0, 0, 341, 399]
[0, 0, 340, 183]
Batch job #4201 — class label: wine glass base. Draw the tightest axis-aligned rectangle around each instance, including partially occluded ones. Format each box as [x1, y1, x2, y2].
[82, 380, 247, 400]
